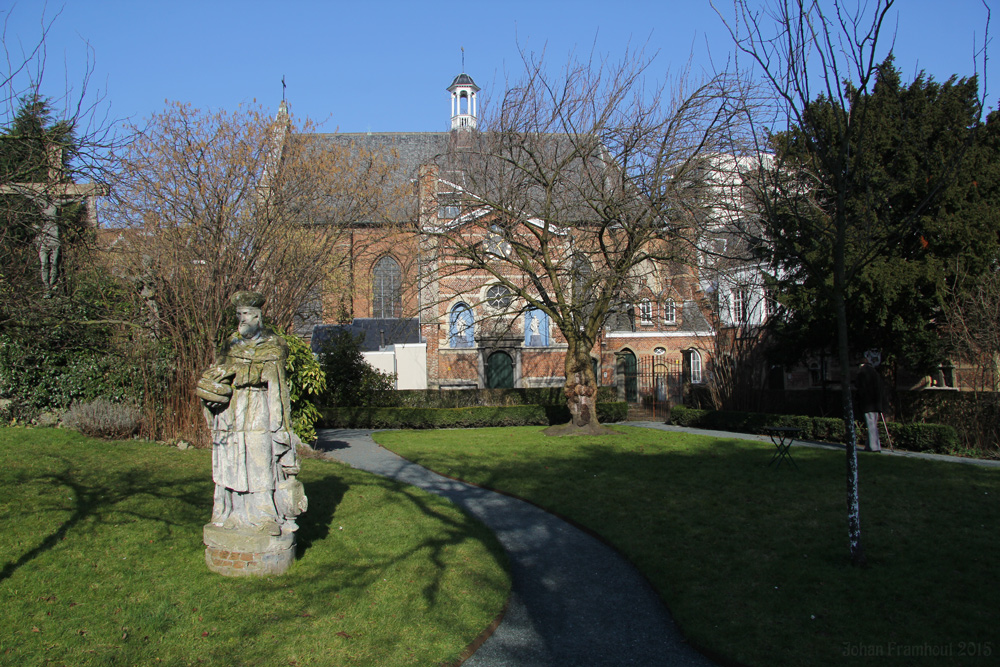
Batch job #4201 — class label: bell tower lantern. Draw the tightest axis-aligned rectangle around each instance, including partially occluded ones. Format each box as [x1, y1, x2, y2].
[448, 73, 479, 131]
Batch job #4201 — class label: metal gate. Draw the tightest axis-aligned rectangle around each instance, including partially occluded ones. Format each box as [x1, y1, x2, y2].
[624, 356, 684, 420]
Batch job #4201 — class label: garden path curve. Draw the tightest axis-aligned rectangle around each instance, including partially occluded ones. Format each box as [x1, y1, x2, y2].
[314, 428, 715, 667]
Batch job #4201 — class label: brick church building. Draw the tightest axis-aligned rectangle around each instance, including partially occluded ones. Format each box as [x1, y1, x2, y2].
[303, 72, 718, 401]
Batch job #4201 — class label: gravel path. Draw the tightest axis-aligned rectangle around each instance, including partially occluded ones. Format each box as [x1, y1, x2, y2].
[314, 428, 715, 667]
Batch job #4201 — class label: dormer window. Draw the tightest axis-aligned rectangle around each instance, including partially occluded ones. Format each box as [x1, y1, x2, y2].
[639, 299, 653, 325]
[662, 298, 676, 324]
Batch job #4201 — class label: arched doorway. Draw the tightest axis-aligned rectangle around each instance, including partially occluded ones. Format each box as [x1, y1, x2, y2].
[486, 350, 514, 388]
[621, 349, 638, 402]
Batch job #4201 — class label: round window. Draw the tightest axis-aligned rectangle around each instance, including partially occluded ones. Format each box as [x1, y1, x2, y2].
[486, 284, 511, 309]
[653, 347, 666, 355]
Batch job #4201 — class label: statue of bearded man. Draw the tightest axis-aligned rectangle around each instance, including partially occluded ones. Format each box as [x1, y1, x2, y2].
[196, 291, 307, 537]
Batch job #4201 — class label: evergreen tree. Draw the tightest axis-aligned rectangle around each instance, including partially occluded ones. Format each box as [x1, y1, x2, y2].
[765, 58, 990, 374]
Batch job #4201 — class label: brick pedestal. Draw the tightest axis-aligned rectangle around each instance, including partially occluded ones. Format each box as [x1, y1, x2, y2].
[203, 523, 296, 577]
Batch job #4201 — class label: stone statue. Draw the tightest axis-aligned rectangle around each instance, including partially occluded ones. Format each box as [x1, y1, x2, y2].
[37, 203, 60, 296]
[528, 313, 543, 347]
[196, 291, 307, 575]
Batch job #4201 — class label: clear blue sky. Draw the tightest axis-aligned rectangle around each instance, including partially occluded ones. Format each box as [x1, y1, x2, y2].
[3, 1, 996, 134]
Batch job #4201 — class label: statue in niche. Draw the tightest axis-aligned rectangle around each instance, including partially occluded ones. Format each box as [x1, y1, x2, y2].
[196, 291, 307, 537]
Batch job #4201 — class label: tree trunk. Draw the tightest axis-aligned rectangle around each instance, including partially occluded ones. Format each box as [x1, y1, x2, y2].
[834, 242, 867, 567]
[544, 338, 611, 436]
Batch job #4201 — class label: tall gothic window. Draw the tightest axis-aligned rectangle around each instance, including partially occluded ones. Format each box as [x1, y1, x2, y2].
[372, 256, 401, 318]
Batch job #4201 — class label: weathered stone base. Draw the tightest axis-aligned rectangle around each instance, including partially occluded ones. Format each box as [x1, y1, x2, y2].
[203, 523, 296, 577]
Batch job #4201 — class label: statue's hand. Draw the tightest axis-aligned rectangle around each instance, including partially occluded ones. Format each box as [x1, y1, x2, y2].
[204, 365, 232, 382]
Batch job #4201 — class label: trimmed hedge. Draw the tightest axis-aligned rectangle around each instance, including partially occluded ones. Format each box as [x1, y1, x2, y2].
[387, 387, 619, 408]
[320, 402, 628, 430]
[669, 405, 960, 454]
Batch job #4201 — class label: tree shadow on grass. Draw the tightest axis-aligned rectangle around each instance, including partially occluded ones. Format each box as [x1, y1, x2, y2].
[387, 428, 1000, 665]
[291, 462, 508, 609]
[0, 453, 209, 584]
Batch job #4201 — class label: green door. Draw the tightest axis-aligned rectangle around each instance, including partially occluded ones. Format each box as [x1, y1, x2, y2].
[486, 351, 514, 388]
[622, 350, 638, 402]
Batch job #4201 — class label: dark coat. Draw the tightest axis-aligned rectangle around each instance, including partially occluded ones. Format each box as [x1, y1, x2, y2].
[856, 363, 883, 414]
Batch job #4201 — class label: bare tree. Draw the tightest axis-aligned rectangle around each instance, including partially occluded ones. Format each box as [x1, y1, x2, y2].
[940, 268, 1000, 455]
[713, 0, 990, 566]
[106, 102, 404, 440]
[421, 49, 738, 434]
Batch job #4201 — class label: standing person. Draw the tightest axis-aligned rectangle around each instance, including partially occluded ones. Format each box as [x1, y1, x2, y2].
[856, 358, 883, 452]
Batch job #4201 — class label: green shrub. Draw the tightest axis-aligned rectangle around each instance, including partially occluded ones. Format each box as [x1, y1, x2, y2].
[897, 390, 1000, 456]
[279, 332, 326, 445]
[380, 386, 618, 408]
[320, 402, 628, 429]
[883, 422, 961, 453]
[317, 330, 397, 407]
[0, 334, 143, 417]
[63, 398, 141, 439]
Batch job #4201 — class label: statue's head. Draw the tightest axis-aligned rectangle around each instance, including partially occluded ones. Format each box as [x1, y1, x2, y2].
[231, 291, 265, 339]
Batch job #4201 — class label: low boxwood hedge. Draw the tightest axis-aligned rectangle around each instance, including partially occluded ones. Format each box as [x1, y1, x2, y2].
[669, 405, 960, 454]
[320, 402, 628, 430]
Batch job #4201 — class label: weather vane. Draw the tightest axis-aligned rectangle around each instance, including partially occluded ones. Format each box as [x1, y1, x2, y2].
[461, 46, 465, 72]
[282, 75, 286, 102]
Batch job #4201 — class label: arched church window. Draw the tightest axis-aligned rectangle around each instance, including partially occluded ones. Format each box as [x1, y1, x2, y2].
[449, 303, 475, 348]
[372, 256, 401, 318]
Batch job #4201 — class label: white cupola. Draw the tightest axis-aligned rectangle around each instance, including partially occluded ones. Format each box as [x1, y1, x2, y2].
[448, 73, 479, 131]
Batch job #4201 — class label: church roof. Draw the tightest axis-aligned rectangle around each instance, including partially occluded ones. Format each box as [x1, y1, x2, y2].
[311, 132, 449, 179]
[298, 131, 450, 223]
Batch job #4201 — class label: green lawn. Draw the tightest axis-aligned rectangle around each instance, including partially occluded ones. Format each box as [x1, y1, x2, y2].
[0, 428, 509, 667]
[376, 426, 1000, 667]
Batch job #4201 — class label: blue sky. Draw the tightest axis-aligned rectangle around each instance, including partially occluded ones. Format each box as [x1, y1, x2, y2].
[3, 1, 996, 133]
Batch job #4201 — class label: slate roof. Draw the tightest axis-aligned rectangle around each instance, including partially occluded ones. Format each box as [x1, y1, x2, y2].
[448, 73, 479, 90]
[309, 132, 449, 180]
[310, 318, 421, 353]
[300, 132, 451, 222]
[680, 299, 711, 332]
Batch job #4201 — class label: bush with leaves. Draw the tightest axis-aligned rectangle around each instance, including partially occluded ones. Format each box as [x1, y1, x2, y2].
[317, 330, 396, 407]
[0, 275, 149, 421]
[320, 402, 628, 429]
[279, 331, 326, 445]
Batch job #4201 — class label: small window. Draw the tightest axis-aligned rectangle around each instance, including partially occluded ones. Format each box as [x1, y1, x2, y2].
[485, 225, 510, 257]
[438, 192, 461, 219]
[662, 298, 676, 324]
[732, 286, 749, 324]
[763, 288, 777, 320]
[486, 284, 511, 310]
[653, 347, 666, 356]
[639, 299, 653, 325]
